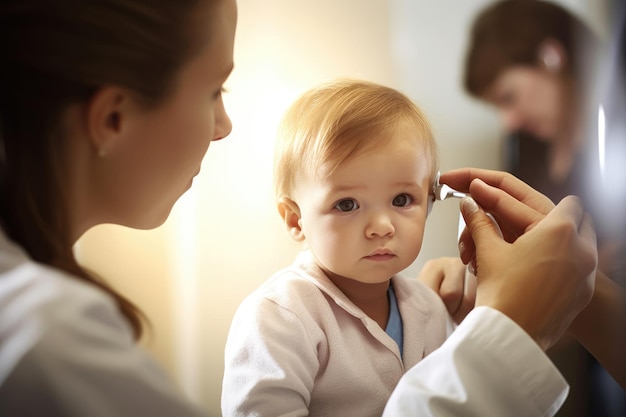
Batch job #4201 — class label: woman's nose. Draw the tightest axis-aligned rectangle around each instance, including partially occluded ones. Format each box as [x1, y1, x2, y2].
[213, 99, 233, 142]
[501, 108, 523, 132]
[365, 212, 395, 238]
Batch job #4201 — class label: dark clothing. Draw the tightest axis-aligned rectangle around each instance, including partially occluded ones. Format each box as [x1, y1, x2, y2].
[503, 7, 626, 415]
[505, 131, 625, 417]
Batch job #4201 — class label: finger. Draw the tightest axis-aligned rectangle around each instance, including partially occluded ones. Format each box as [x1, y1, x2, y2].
[547, 196, 598, 270]
[417, 259, 445, 289]
[580, 212, 599, 275]
[469, 178, 549, 236]
[460, 196, 504, 257]
[458, 227, 476, 265]
[441, 168, 554, 213]
[438, 259, 466, 315]
[441, 168, 521, 193]
[579, 212, 597, 249]
[541, 195, 585, 231]
[452, 268, 477, 323]
[418, 258, 466, 316]
[554, 195, 596, 243]
[526, 195, 597, 280]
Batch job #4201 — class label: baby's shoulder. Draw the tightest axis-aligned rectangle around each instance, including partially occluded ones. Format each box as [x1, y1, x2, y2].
[246, 265, 326, 309]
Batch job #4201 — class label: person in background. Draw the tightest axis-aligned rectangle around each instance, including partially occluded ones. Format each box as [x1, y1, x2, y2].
[0, 0, 602, 416]
[222, 79, 457, 417]
[463, 1, 625, 416]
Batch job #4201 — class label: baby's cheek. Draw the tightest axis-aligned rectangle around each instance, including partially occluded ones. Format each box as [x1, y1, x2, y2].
[407, 225, 426, 252]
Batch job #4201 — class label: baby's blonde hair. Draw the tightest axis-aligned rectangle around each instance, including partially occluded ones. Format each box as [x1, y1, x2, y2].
[274, 79, 439, 200]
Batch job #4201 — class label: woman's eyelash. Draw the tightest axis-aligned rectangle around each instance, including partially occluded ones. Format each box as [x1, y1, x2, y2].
[213, 86, 228, 99]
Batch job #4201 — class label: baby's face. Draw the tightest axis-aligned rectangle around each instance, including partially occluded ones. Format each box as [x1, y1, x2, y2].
[293, 122, 432, 285]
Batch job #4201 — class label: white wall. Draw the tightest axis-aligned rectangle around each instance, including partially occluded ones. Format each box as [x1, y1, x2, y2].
[76, 1, 609, 416]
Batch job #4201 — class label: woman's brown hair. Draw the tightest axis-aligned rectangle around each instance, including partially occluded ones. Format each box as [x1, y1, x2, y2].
[464, 0, 600, 97]
[0, 0, 212, 339]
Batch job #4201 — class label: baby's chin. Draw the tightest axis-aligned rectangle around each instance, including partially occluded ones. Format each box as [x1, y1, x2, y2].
[323, 270, 395, 286]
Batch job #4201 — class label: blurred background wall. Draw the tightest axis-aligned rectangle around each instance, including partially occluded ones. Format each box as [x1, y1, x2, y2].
[75, 0, 609, 415]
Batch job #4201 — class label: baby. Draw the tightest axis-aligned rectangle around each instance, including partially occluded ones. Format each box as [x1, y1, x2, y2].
[221, 79, 455, 417]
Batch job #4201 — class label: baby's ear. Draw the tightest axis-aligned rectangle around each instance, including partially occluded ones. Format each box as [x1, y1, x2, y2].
[277, 197, 305, 242]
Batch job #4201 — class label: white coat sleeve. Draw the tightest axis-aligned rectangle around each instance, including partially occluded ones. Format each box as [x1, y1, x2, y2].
[0, 280, 209, 417]
[382, 306, 569, 417]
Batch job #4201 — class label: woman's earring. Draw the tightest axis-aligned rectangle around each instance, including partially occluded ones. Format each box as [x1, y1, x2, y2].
[541, 46, 562, 72]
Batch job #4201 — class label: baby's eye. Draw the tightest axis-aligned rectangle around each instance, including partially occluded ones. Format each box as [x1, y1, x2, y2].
[392, 193, 413, 207]
[334, 199, 359, 212]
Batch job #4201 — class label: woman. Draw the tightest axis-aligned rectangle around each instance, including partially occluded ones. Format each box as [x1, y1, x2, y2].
[463, 1, 626, 415]
[0, 0, 235, 415]
[0, 0, 599, 416]
[464, 0, 625, 283]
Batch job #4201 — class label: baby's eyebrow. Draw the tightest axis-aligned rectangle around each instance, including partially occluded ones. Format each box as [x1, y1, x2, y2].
[328, 184, 367, 193]
[393, 181, 422, 188]
[388, 181, 425, 194]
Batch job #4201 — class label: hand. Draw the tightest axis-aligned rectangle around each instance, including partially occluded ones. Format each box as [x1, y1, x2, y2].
[440, 168, 554, 216]
[441, 169, 554, 265]
[444, 168, 623, 385]
[441, 166, 598, 350]
[417, 257, 475, 324]
[460, 191, 597, 351]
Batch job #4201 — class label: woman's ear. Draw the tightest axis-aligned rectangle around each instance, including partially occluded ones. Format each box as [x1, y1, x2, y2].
[538, 39, 567, 72]
[277, 197, 305, 242]
[86, 86, 131, 158]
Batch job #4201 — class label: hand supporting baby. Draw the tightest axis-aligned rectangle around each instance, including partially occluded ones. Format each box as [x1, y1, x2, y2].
[418, 257, 475, 324]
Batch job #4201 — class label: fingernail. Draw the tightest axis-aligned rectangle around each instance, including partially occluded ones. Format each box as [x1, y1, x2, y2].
[458, 240, 465, 258]
[468, 258, 477, 275]
[461, 196, 479, 215]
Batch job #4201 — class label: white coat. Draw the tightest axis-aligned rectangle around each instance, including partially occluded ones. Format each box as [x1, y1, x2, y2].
[0, 228, 567, 416]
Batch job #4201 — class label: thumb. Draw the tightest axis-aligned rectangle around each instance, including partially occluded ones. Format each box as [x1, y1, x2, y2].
[460, 196, 503, 253]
